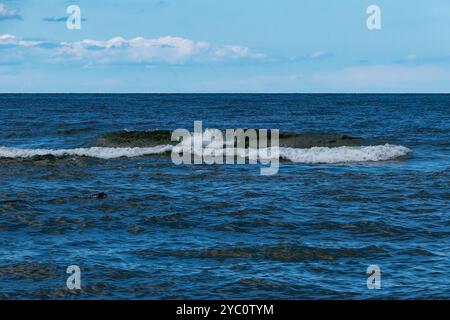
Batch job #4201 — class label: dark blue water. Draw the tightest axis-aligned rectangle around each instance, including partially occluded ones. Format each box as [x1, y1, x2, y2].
[0, 94, 449, 299]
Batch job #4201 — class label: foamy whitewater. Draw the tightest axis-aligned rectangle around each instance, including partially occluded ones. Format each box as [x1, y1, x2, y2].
[0, 145, 173, 159]
[0, 144, 411, 163]
[278, 144, 411, 163]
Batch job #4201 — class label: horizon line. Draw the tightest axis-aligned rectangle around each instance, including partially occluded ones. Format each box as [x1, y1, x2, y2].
[2, 92, 450, 95]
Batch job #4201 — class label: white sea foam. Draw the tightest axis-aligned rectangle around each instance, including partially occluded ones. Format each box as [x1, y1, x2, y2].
[278, 144, 411, 163]
[0, 145, 173, 159]
[0, 144, 410, 163]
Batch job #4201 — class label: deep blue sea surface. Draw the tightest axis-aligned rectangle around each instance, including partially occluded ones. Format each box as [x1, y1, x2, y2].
[0, 94, 449, 299]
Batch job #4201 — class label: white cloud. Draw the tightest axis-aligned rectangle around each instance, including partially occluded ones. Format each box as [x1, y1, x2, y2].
[0, 32, 265, 64]
[0, 34, 265, 65]
[0, 34, 264, 65]
[212, 45, 265, 59]
[54, 35, 263, 64]
[0, 34, 41, 47]
[0, 3, 21, 20]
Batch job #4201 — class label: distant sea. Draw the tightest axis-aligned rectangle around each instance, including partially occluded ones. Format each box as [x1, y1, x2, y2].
[0, 94, 448, 299]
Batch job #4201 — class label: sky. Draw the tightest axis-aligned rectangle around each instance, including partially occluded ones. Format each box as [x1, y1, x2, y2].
[1, 0, 450, 93]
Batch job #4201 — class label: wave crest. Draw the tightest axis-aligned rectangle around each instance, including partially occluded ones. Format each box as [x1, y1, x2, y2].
[0, 145, 173, 159]
[0, 144, 410, 163]
[279, 144, 411, 163]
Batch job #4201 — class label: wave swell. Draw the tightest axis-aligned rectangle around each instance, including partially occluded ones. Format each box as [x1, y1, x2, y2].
[0, 144, 410, 163]
[97, 130, 367, 148]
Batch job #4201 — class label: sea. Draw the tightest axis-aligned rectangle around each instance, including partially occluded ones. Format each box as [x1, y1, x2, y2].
[0, 94, 448, 299]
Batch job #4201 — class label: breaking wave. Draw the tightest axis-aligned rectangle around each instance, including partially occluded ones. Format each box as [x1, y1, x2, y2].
[0, 144, 410, 163]
[278, 144, 411, 163]
[0, 145, 173, 159]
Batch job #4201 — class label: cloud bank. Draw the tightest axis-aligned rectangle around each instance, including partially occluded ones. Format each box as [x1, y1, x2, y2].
[0, 34, 265, 65]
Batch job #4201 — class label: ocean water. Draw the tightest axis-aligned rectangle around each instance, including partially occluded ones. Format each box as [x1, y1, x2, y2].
[0, 94, 449, 299]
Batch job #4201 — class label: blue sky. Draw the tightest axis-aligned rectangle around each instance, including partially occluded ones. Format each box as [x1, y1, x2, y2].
[1, 0, 450, 92]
